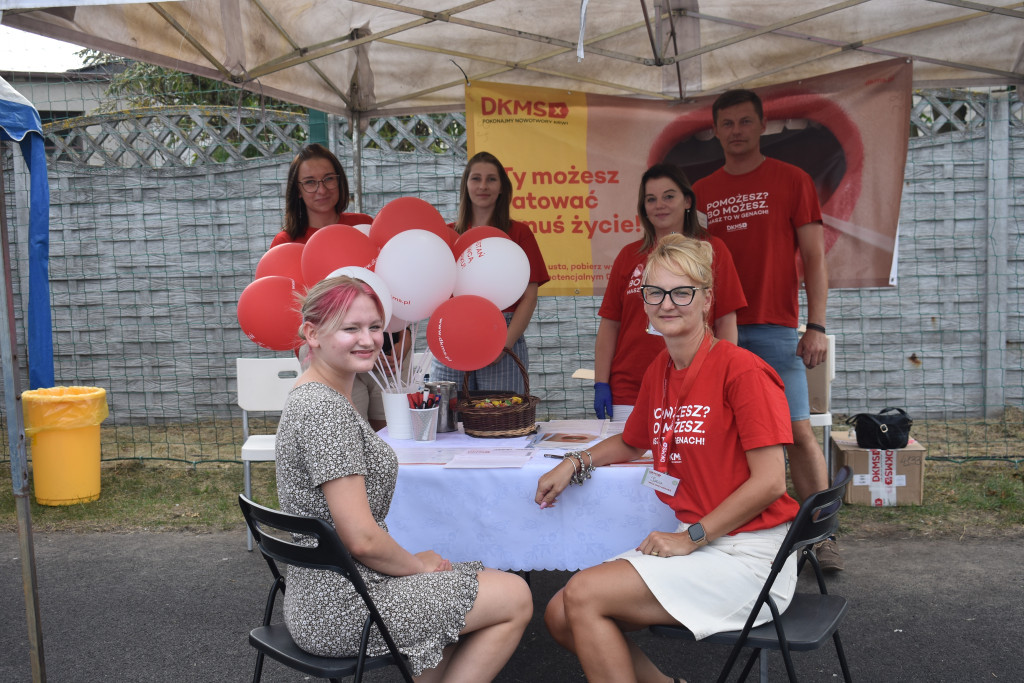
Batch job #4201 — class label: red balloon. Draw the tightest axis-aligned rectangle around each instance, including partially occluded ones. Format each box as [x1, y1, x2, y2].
[452, 225, 511, 259]
[255, 242, 304, 283]
[427, 295, 507, 371]
[301, 224, 379, 287]
[369, 197, 449, 248]
[237, 276, 303, 351]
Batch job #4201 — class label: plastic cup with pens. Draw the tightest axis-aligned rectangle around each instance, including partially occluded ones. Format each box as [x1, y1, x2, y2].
[410, 405, 440, 441]
[408, 390, 441, 441]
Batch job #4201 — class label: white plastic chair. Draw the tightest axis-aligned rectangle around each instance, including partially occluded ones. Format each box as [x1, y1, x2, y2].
[807, 334, 836, 474]
[237, 357, 301, 550]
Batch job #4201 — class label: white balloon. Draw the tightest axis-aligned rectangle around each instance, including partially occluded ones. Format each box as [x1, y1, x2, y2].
[352, 223, 372, 236]
[374, 229, 457, 321]
[454, 237, 530, 310]
[326, 266, 393, 328]
[385, 315, 409, 333]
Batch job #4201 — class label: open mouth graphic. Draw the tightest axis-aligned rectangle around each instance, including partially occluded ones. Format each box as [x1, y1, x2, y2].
[647, 92, 866, 255]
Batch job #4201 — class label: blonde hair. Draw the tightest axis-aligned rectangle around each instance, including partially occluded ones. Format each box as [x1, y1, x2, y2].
[297, 275, 384, 340]
[642, 233, 714, 289]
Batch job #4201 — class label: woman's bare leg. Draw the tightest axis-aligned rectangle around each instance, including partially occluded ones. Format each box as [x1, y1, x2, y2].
[558, 560, 680, 683]
[413, 644, 455, 683]
[544, 587, 574, 651]
[546, 586, 678, 682]
[438, 568, 532, 683]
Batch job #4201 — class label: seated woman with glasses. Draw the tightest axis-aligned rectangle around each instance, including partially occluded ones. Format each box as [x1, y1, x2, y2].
[535, 234, 799, 683]
[594, 163, 746, 423]
[271, 143, 404, 429]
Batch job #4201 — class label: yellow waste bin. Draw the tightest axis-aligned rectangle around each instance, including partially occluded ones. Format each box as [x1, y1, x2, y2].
[22, 386, 109, 505]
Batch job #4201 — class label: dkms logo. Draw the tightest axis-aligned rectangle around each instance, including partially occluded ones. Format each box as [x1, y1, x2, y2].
[480, 97, 569, 119]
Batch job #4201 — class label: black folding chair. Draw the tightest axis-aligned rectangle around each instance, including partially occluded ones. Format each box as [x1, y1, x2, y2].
[238, 494, 415, 683]
[650, 466, 854, 683]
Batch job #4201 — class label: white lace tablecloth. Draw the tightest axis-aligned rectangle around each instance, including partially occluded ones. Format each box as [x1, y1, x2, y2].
[383, 425, 679, 571]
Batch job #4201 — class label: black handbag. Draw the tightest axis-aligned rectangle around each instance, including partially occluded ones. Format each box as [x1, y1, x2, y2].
[845, 407, 913, 449]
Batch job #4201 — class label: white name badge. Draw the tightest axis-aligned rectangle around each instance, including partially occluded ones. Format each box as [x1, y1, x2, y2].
[641, 468, 680, 496]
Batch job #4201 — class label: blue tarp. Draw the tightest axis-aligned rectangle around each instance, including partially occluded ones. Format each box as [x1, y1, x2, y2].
[0, 76, 54, 389]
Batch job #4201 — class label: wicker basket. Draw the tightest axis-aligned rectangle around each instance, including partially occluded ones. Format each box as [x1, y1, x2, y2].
[457, 348, 539, 438]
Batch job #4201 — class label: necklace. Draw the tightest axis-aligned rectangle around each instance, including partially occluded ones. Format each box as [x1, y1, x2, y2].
[656, 331, 715, 465]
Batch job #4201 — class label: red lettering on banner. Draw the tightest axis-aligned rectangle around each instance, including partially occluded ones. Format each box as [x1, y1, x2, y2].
[480, 97, 570, 119]
[884, 450, 894, 485]
[514, 100, 534, 116]
[870, 450, 881, 483]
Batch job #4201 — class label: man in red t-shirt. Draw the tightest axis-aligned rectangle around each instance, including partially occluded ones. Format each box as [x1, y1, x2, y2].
[693, 89, 841, 570]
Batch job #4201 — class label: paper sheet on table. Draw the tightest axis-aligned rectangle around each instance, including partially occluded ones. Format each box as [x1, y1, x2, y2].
[603, 421, 626, 436]
[531, 419, 609, 449]
[396, 449, 456, 464]
[380, 425, 535, 450]
[443, 449, 533, 468]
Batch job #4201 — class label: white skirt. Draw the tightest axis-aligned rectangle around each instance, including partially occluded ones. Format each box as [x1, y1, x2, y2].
[612, 522, 797, 640]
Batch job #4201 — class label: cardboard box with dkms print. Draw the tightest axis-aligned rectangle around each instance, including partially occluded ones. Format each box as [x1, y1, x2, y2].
[830, 433, 926, 506]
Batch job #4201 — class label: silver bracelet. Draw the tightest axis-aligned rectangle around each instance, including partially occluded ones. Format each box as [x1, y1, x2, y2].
[574, 451, 594, 483]
[581, 449, 595, 469]
[565, 450, 594, 485]
[563, 453, 580, 484]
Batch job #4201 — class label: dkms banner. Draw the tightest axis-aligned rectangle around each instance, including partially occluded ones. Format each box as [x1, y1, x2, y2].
[465, 58, 911, 296]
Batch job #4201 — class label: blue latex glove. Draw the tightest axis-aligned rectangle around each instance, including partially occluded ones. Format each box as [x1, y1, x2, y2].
[594, 382, 613, 420]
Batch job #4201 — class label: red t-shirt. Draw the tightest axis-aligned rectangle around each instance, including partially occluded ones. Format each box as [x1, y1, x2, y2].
[694, 158, 821, 328]
[598, 235, 746, 405]
[621, 341, 798, 533]
[269, 212, 375, 248]
[449, 219, 550, 313]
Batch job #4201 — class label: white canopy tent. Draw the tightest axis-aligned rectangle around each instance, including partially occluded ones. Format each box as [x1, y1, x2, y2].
[0, 2, 1022, 682]
[2, 0, 1022, 119]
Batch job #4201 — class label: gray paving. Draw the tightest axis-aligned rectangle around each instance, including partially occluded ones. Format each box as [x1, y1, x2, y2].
[2, 531, 1022, 682]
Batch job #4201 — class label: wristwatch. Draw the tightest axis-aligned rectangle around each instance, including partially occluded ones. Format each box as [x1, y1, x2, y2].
[688, 522, 708, 547]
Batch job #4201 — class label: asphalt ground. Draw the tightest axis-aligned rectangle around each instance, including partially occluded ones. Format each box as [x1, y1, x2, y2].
[2, 532, 1022, 682]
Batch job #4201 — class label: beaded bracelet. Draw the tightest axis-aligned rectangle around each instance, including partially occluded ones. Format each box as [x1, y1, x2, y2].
[578, 450, 595, 481]
[563, 453, 580, 484]
[565, 449, 595, 485]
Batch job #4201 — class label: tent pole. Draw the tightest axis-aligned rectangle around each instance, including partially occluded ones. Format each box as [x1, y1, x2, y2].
[0, 142, 47, 683]
[352, 112, 364, 214]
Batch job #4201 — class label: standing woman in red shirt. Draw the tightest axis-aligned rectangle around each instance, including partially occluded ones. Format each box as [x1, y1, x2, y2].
[536, 234, 798, 683]
[430, 151, 550, 394]
[269, 144, 397, 428]
[270, 143, 374, 247]
[594, 163, 746, 423]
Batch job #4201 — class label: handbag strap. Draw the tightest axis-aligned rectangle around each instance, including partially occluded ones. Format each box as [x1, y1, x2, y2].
[846, 408, 913, 425]
[880, 407, 909, 418]
[460, 347, 530, 398]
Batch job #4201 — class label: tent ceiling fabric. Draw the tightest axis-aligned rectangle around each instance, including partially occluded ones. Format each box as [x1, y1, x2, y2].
[2, 0, 1023, 116]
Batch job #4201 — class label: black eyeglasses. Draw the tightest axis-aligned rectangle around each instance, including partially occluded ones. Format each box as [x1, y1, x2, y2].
[639, 284, 707, 306]
[298, 174, 340, 193]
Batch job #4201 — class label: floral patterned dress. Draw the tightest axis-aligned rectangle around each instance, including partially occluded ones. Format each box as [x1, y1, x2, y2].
[274, 381, 482, 675]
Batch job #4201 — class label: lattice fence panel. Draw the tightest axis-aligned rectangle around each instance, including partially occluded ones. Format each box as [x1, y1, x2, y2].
[45, 106, 309, 168]
[911, 89, 990, 137]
